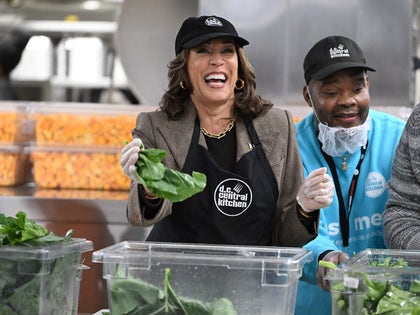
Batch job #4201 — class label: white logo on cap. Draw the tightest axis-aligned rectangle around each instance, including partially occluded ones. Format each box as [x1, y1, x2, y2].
[205, 17, 223, 27]
[330, 44, 350, 58]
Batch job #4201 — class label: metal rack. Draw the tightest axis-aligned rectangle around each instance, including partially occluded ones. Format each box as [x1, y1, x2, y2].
[0, 0, 132, 104]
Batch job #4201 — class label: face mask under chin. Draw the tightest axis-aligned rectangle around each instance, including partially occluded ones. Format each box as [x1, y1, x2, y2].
[317, 116, 371, 157]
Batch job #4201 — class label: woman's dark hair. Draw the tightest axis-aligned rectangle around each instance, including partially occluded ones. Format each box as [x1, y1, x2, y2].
[159, 45, 273, 120]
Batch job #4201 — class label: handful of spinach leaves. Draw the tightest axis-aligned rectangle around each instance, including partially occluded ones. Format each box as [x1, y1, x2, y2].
[331, 257, 420, 314]
[109, 268, 237, 315]
[132, 142, 207, 202]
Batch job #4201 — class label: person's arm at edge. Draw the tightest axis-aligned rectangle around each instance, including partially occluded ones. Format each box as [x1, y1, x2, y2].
[384, 109, 420, 249]
[272, 109, 320, 246]
[125, 112, 174, 226]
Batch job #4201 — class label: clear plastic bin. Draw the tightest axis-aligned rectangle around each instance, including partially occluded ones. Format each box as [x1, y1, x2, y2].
[0, 102, 30, 144]
[28, 145, 129, 190]
[92, 241, 312, 315]
[29, 103, 150, 146]
[0, 238, 93, 315]
[0, 144, 30, 186]
[325, 248, 420, 315]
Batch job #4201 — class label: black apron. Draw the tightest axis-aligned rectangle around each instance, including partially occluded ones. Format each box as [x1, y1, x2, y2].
[147, 118, 278, 245]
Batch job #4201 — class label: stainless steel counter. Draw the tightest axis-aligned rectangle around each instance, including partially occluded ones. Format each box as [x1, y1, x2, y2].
[0, 184, 151, 314]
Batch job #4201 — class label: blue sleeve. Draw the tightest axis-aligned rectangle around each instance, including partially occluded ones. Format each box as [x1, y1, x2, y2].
[301, 218, 340, 284]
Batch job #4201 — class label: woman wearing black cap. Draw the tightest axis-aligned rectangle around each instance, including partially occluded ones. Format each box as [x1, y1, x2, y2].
[120, 15, 334, 246]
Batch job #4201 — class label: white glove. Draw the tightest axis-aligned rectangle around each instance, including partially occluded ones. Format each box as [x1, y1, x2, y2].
[296, 167, 334, 212]
[120, 138, 143, 183]
[316, 251, 349, 291]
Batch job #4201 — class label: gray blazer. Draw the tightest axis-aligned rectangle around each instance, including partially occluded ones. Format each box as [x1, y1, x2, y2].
[126, 101, 316, 246]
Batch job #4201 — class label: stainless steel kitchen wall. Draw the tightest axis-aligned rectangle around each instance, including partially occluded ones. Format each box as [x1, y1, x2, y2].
[116, 0, 198, 105]
[200, 0, 415, 107]
[116, 0, 415, 107]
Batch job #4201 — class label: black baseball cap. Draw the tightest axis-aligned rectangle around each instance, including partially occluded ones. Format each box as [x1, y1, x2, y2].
[303, 35, 375, 84]
[175, 15, 249, 55]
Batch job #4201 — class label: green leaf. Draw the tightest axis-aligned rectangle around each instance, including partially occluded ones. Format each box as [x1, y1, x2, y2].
[145, 170, 207, 203]
[137, 149, 166, 181]
[108, 268, 237, 315]
[0, 212, 49, 245]
[319, 260, 337, 270]
[209, 298, 238, 315]
[134, 147, 207, 202]
[375, 285, 420, 314]
[410, 280, 420, 294]
[332, 258, 420, 315]
[110, 278, 162, 314]
[140, 148, 167, 164]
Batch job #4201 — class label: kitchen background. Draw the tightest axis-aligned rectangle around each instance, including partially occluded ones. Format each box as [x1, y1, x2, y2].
[0, 0, 419, 112]
[0, 0, 419, 313]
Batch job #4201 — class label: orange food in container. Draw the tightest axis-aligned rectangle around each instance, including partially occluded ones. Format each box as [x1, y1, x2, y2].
[0, 102, 30, 144]
[0, 144, 30, 186]
[27, 103, 147, 191]
[32, 104, 138, 146]
[29, 145, 130, 190]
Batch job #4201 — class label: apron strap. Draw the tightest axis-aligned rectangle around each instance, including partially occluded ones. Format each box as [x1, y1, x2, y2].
[243, 116, 278, 197]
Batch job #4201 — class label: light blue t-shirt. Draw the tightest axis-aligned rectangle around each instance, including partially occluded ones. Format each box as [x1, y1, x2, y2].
[294, 109, 405, 315]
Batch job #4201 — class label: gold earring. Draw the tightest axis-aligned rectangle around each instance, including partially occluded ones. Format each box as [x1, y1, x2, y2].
[235, 79, 245, 90]
[179, 81, 187, 90]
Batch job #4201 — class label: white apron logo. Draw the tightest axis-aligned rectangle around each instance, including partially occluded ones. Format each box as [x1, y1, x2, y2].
[214, 178, 252, 217]
[365, 171, 386, 198]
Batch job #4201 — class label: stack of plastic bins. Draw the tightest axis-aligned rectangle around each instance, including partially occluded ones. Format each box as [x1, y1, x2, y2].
[326, 248, 420, 315]
[0, 238, 93, 315]
[28, 103, 141, 192]
[92, 241, 313, 315]
[0, 102, 31, 187]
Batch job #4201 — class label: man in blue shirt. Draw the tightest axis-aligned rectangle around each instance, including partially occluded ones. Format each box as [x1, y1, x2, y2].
[294, 35, 406, 315]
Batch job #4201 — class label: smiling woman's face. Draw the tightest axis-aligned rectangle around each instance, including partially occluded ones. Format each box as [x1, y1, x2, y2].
[187, 37, 238, 108]
[307, 68, 370, 128]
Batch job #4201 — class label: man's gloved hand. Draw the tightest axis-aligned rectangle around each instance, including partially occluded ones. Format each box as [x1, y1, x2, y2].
[120, 138, 143, 183]
[316, 251, 349, 291]
[297, 167, 335, 212]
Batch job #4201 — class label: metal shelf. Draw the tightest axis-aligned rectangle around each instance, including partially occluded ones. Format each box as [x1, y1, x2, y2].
[21, 20, 117, 37]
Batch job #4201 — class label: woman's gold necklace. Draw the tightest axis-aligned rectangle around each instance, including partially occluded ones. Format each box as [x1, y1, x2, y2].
[200, 120, 235, 139]
[340, 152, 353, 171]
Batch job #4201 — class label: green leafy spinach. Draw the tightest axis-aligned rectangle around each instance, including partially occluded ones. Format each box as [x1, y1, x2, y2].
[331, 257, 420, 315]
[109, 267, 237, 315]
[132, 142, 207, 202]
[0, 212, 78, 315]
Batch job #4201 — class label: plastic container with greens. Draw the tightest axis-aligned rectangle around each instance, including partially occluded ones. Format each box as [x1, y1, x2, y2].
[0, 212, 93, 315]
[92, 241, 312, 315]
[325, 248, 420, 315]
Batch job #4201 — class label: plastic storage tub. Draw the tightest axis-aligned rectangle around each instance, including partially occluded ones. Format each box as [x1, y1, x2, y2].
[92, 241, 312, 315]
[0, 144, 30, 186]
[325, 248, 420, 315]
[30, 103, 140, 146]
[0, 238, 93, 315]
[28, 145, 129, 190]
[0, 102, 29, 144]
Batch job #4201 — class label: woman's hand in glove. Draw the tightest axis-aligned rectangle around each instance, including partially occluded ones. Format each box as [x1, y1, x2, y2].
[296, 167, 335, 212]
[316, 251, 349, 291]
[120, 138, 143, 183]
